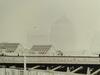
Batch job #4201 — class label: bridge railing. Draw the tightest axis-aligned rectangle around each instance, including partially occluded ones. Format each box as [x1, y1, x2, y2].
[0, 56, 100, 64]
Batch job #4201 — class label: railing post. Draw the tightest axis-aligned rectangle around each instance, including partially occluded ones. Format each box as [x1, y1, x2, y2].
[5, 67, 6, 75]
[87, 67, 91, 75]
[24, 55, 26, 75]
[67, 67, 70, 72]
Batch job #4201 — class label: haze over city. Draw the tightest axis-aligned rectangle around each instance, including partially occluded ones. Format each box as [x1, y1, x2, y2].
[0, 0, 100, 55]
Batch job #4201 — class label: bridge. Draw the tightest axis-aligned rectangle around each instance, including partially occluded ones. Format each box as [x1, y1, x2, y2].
[0, 56, 100, 75]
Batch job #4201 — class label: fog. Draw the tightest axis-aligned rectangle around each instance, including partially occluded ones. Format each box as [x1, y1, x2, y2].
[0, 0, 100, 55]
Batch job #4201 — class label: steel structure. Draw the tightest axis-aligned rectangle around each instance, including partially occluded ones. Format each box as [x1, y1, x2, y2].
[0, 56, 100, 75]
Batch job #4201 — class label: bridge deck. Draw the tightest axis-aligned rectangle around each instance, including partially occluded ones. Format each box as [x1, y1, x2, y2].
[0, 56, 100, 64]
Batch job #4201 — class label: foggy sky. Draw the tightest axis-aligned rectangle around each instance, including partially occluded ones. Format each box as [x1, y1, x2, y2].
[0, 0, 100, 54]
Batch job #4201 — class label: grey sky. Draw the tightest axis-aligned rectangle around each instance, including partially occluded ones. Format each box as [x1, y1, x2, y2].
[0, 0, 100, 54]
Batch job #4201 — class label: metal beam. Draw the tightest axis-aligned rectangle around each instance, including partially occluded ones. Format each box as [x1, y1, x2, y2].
[72, 66, 83, 73]
[1, 56, 100, 65]
[91, 69, 100, 75]
[30, 65, 40, 69]
[51, 66, 61, 71]
[9, 66, 16, 69]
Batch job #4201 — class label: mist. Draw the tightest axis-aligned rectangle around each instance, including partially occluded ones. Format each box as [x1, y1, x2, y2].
[0, 0, 100, 54]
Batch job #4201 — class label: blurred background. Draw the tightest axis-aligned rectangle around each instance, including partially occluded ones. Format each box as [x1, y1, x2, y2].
[0, 0, 100, 55]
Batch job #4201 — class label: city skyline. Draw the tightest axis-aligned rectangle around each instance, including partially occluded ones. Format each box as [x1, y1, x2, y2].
[0, 0, 100, 55]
